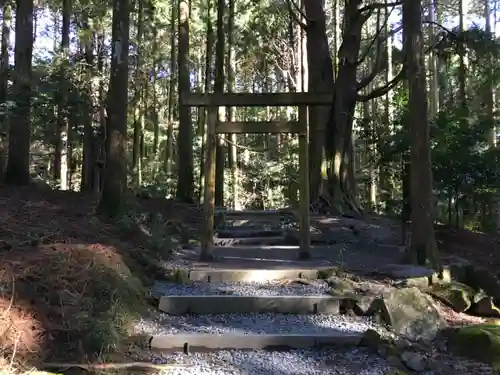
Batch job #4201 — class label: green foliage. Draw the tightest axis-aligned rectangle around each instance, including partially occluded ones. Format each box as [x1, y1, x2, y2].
[116, 208, 179, 259]
[375, 29, 500, 230]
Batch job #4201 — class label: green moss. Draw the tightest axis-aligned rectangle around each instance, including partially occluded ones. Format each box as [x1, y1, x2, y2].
[448, 324, 500, 369]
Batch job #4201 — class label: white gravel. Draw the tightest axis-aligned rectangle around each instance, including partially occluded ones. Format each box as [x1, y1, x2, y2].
[152, 280, 330, 297]
[133, 313, 377, 335]
[150, 348, 396, 375]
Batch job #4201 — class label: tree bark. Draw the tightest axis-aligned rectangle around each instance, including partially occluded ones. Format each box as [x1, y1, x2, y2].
[132, 0, 144, 189]
[304, 0, 332, 205]
[0, 0, 11, 180]
[165, 0, 176, 178]
[226, 0, 239, 209]
[81, 13, 95, 193]
[214, 0, 225, 207]
[5, 0, 33, 185]
[97, 0, 130, 216]
[403, 0, 439, 267]
[322, 0, 365, 215]
[198, 0, 214, 202]
[176, 0, 194, 202]
[54, 0, 71, 190]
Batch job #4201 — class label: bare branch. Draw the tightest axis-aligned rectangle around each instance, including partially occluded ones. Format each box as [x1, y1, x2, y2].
[357, 10, 385, 90]
[360, 1, 403, 13]
[357, 7, 387, 66]
[356, 67, 405, 102]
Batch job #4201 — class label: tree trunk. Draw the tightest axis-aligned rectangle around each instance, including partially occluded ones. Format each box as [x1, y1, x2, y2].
[95, 26, 106, 193]
[165, 0, 176, 179]
[198, 0, 214, 202]
[484, 0, 496, 147]
[403, 0, 439, 267]
[5, 0, 33, 185]
[214, 0, 225, 207]
[81, 13, 95, 193]
[226, 0, 239, 209]
[132, 0, 144, 189]
[96, 0, 130, 216]
[323, 0, 365, 215]
[151, 7, 160, 161]
[457, 0, 468, 127]
[427, 0, 439, 117]
[0, 0, 11, 180]
[381, 2, 395, 205]
[484, 0, 499, 229]
[54, 0, 71, 190]
[304, 0, 332, 204]
[176, 0, 194, 202]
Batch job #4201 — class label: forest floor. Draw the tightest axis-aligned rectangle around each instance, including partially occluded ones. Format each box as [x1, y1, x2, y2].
[0, 183, 204, 373]
[0, 183, 499, 374]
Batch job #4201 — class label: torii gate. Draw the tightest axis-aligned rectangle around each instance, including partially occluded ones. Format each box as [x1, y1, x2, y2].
[177, 0, 333, 261]
[181, 92, 334, 261]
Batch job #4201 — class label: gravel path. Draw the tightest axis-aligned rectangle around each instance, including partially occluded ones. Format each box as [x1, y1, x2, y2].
[150, 348, 395, 375]
[133, 313, 377, 335]
[152, 280, 330, 297]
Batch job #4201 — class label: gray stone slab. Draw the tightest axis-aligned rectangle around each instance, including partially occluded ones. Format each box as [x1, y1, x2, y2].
[223, 210, 288, 217]
[374, 264, 434, 279]
[188, 268, 321, 282]
[213, 236, 287, 246]
[216, 228, 284, 238]
[158, 295, 340, 315]
[150, 332, 363, 352]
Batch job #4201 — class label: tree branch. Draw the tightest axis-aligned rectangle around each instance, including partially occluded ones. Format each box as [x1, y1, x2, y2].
[357, 7, 388, 66]
[357, 10, 385, 91]
[360, 1, 403, 13]
[422, 20, 456, 36]
[284, 0, 308, 29]
[356, 67, 406, 102]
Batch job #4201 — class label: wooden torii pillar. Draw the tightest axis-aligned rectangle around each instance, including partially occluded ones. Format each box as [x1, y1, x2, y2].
[181, 92, 333, 261]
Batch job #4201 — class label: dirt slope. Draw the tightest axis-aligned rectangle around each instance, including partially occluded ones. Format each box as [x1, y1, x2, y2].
[0, 185, 202, 369]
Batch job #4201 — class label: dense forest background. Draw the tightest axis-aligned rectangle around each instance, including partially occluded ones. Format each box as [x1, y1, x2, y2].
[0, 0, 499, 264]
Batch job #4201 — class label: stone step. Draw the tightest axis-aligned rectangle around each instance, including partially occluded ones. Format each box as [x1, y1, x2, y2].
[221, 210, 293, 218]
[158, 295, 340, 315]
[150, 332, 364, 352]
[216, 228, 284, 238]
[224, 218, 284, 226]
[185, 268, 326, 282]
[213, 236, 287, 246]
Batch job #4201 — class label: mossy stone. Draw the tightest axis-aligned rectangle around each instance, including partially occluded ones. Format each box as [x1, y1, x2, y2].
[426, 281, 475, 312]
[448, 324, 500, 369]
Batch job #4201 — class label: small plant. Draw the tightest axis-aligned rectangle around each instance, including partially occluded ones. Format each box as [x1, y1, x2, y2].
[167, 269, 189, 284]
[145, 213, 178, 259]
[116, 212, 136, 231]
[338, 246, 346, 271]
[317, 267, 337, 280]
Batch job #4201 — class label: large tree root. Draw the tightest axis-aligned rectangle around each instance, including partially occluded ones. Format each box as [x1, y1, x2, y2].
[311, 192, 363, 219]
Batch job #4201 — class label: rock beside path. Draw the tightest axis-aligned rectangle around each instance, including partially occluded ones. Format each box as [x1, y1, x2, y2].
[426, 282, 475, 312]
[367, 287, 446, 342]
[447, 323, 500, 369]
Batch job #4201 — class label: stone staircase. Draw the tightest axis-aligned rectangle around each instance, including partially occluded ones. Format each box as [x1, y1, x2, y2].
[146, 209, 376, 354]
[128, 210, 500, 374]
